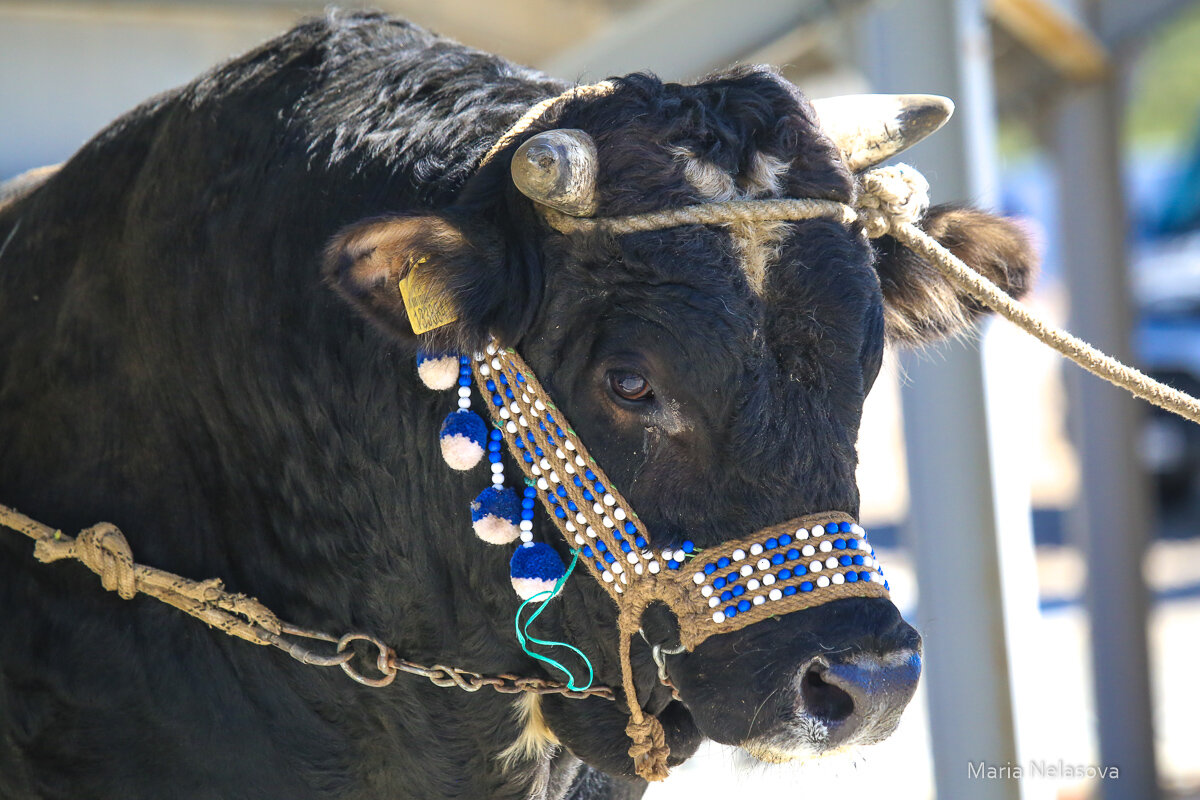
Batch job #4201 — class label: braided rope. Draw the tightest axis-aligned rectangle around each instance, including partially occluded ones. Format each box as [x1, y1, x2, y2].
[478, 81, 616, 170]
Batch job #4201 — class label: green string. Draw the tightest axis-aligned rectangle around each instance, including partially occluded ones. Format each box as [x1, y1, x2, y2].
[513, 549, 595, 692]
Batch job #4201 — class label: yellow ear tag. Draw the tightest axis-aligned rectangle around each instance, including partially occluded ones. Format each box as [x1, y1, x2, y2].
[398, 255, 458, 334]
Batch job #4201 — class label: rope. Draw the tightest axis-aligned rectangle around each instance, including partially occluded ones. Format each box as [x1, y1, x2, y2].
[478, 81, 616, 170]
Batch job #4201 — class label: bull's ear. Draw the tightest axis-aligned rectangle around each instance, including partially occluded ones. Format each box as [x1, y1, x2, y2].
[872, 204, 1036, 345]
[324, 212, 517, 348]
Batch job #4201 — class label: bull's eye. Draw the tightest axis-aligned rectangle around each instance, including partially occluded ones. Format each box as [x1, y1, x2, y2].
[608, 370, 654, 403]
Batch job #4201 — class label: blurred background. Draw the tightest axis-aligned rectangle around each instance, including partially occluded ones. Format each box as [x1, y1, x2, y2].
[2, 1, 1197, 798]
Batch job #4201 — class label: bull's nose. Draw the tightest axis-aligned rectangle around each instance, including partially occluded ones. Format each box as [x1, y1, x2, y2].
[798, 650, 921, 747]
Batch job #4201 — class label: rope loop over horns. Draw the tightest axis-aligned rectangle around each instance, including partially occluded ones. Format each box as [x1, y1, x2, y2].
[855, 163, 930, 238]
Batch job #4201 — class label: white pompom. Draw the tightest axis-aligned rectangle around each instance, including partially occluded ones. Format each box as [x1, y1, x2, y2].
[418, 356, 460, 391]
[511, 577, 557, 600]
[440, 435, 484, 471]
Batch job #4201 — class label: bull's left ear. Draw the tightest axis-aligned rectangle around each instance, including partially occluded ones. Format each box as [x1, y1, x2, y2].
[324, 212, 522, 348]
[872, 204, 1036, 345]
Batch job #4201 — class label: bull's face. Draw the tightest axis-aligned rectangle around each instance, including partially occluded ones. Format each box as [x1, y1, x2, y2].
[325, 68, 1033, 776]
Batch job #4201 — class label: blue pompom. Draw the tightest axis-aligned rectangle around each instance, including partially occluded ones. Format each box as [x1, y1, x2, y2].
[509, 542, 566, 600]
[440, 410, 488, 470]
[470, 486, 522, 545]
[416, 349, 461, 391]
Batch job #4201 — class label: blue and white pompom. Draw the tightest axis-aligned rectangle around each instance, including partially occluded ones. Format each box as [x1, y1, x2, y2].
[510, 542, 567, 600]
[470, 486, 521, 545]
[440, 409, 488, 471]
[416, 349, 460, 391]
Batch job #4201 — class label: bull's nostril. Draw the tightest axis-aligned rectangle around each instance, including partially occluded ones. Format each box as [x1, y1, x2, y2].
[800, 664, 855, 724]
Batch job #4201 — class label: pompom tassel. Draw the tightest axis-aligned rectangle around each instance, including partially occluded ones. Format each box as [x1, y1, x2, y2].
[470, 486, 521, 545]
[440, 409, 487, 470]
[509, 542, 566, 600]
[416, 350, 460, 391]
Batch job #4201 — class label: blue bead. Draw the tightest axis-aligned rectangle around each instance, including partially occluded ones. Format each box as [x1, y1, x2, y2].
[845, 571, 858, 582]
[620, 541, 631, 553]
[623, 522, 637, 536]
[492, 395, 503, 407]
[522, 498, 534, 509]
[703, 563, 716, 575]
[726, 606, 738, 618]
[546, 495, 557, 505]
[778, 568, 792, 580]
[681, 540, 695, 554]
[731, 585, 745, 597]
[523, 452, 534, 463]
[489, 429, 502, 441]
[713, 577, 726, 589]
[555, 486, 566, 498]
[779, 534, 792, 546]
[604, 552, 616, 564]
[635, 536, 647, 548]
[594, 483, 606, 493]
[485, 380, 496, 392]
[727, 572, 740, 584]
[595, 561, 605, 572]
[515, 439, 525, 449]
[839, 522, 852, 533]
[859, 571, 872, 582]
[847, 538, 858, 549]
[721, 590, 733, 601]
[765, 537, 779, 549]
[800, 582, 813, 593]
[516, 374, 525, 383]
[595, 540, 607, 552]
[582, 546, 593, 557]
[839, 555, 852, 566]
[554, 508, 566, 519]
[771, 553, 785, 565]
[498, 373, 508, 385]
[458, 376, 471, 386]
[884, 581, 890, 590]
[505, 388, 514, 399]
[487, 440, 501, 452]
[488, 452, 502, 463]
[523, 486, 536, 498]
[534, 447, 545, 458]
[582, 490, 594, 502]
[784, 586, 797, 596]
[787, 549, 800, 560]
[612, 530, 622, 541]
[566, 501, 578, 512]
[717, 557, 731, 569]
[521, 510, 534, 521]
[737, 599, 751, 613]
[585, 470, 597, 481]
[853, 555, 864, 566]
[667, 560, 680, 570]
[834, 538, 845, 549]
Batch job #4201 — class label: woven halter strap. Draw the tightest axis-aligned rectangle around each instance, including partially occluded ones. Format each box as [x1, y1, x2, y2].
[470, 343, 888, 781]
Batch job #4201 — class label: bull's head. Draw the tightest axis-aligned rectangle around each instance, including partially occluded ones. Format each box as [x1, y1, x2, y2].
[324, 68, 1033, 778]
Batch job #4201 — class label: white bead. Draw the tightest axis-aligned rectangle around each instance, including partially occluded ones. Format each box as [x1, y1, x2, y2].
[549, 472, 560, 484]
[612, 564, 623, 574]
[537, 478, 548, 490]
[565, 441, 576, 451]
[491, 473, 505, 485]
[534, 400, 546, 411]
[762, 574, 776, 586]
[713, 611, 726, 624]
[603, 494, 615, 506]
[520, 531, 533, 543]
[479, 364, 491, 376]
[530, 465, 541, 476]
[565, 521, 576, 532]
[825, 556, 839, 569]
[592, 503, 603, 514]
[576, 513, 586, 525]
[753, 595, 766, 606]
[491, 358, 501, 370]
[486, 343, 497, 355]
[499, 407, 511, 419]
[819, 540, 833, 553]
[747, 579, 760, 590]
[673, 551, 685, 563]
[832, 573, 845, 585]
[506, 421, 517, 433]
[457, 386, 471, 398]
[732, 549, 746, 561]
[809, 561, 823, 573]
[510, 402, 519, 414]
[851, 524, 865, 536]
[648, 561, 660, 574]
[574, 534, 585, 546]
[701, 585, 713, 597]
[795, 528, 809, 540]
[614, 508, 627, 521]
[490, 463, 504, 474]
[634, 563, 644, 575]
[627, 552, 639, 564]
[458, 397, 471, 409]
[556, 449, 566, 460]
[564, 462, 575, 474]
[661, 549, 673, 562]
[739, 564, 752, 577]
[801, 544, 816, 557]
[757, 558, 770, 571]
[521, 394, 531, 404]
[816, 575, 830, 588]
[540, 458, 550, 471]
[709, 596, 720, 607]
[586, 527, 597, 538]
[769, 588, 783, 601]
[518, 416, 528, 427]
[520, 520, 533, 531]
[602, 571, 614, 583]
[575, 456, 585, 467]
[812, 525, 825, 536]
[750, 543, 763, 556]
[602, 517, 613, 528]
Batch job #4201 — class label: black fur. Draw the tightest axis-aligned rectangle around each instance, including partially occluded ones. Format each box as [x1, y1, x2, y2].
[0, 10, 1034, 800]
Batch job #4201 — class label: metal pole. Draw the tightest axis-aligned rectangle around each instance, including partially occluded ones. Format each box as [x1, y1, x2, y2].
[862, 1, 1024, 798]
[1040, 74, 1160, 800]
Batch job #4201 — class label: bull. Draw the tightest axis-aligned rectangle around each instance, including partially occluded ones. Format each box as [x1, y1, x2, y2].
[0, 11, 1033, 799]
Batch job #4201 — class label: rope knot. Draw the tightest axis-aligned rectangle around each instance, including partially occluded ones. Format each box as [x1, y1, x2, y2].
[855, 163, 930, 238]
[34, 522, 139, 599]
[626, 713, 671, 782]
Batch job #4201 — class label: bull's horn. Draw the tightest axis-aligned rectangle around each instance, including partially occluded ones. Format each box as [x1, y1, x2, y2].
[511, 129, 599, 217]
[811, 94, 954, 173]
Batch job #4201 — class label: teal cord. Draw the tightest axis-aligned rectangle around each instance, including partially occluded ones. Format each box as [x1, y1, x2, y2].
[514, 549, 595, 692]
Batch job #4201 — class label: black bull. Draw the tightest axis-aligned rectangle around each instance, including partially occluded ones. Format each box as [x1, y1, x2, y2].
[0, 11, 1034, 800]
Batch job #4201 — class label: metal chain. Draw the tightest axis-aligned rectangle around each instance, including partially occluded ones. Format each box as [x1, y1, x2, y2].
[0, 503, 615, 701]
